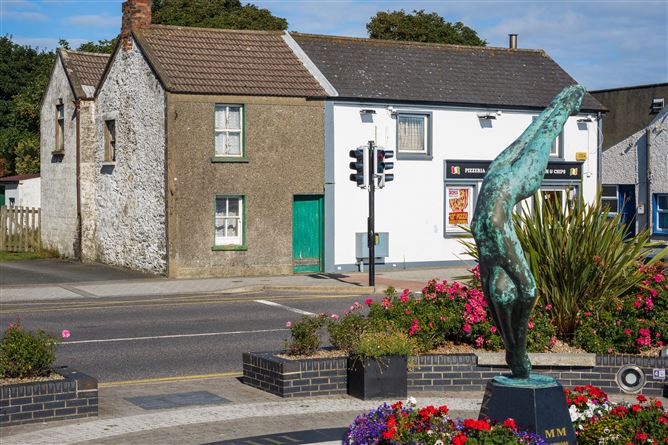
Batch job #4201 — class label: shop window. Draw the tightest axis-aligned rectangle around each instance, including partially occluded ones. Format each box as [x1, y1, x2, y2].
[214, 104, 244, 159]
[444, 183, 476, 235]
[601, 185, 619, 213]
[396, 112, 432, 160]
[654, 194, 668, 235]
[213, 195, 246, 250]
[104, 120, 116, 162]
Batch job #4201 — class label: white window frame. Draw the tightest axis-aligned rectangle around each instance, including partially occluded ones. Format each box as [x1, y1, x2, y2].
[396, 112, 431, 159]
[214, 104, 243, 158]
[600, 185, 619, 214]
[214, 195, 244, 246]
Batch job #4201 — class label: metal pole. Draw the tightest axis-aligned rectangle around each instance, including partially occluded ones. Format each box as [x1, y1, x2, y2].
[368, 140, 375, 287]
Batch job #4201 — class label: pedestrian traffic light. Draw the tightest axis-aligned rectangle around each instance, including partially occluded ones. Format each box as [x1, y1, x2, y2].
[349, 147, 368, 187]
[376, 149, 394, 188]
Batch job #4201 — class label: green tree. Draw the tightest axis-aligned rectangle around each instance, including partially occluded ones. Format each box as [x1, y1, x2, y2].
[152, 0, 287, 30]
[367, 9, 486, 46]
[77, 38, 118, 54]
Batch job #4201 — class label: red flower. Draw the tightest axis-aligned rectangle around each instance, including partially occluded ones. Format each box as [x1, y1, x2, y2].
[463, 418, 491, 431]
[636, 394, 647, 402]
[636, 432, 648, 441]
[503, 418, 517, 430]
[382, 429, 395, 439]
[364, 298, 373, 305]
[438, 405, 449, 415]
[656, 400, 663, 408]
[452, 433, 467, 445]
[631, 404, 641, 413]
[391, 401, 402, 410]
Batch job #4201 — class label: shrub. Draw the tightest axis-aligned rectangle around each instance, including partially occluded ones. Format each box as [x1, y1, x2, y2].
[0, 319, 61, 378]
[348, 327, 418, 359]
[285, 314, 328, 356]
[328, 312, 370, 352]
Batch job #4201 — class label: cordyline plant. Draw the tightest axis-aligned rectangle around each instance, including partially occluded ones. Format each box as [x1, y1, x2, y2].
[460, 191, 668, 339]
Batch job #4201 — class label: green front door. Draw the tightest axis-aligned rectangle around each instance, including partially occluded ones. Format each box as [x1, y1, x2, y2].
[292, 195, 323, 273]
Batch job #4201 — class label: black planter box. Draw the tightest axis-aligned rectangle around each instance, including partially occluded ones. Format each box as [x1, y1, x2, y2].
[347, 355, 407, 400]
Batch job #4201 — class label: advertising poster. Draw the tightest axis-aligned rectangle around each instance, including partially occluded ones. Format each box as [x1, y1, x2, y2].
[446, 186, 473, 232]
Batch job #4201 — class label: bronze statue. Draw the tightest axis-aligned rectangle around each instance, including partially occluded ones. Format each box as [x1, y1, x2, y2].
[471, 85, 585, 380]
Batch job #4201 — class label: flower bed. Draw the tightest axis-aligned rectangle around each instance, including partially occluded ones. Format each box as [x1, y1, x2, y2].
[343, 385, 667, 445]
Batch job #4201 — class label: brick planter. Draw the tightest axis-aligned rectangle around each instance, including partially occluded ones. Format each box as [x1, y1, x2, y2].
[243, 351, 667, 398]
[0, 367, 98, 427]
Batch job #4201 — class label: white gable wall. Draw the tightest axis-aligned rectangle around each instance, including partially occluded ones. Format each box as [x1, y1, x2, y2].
[327, 102, 599, 271]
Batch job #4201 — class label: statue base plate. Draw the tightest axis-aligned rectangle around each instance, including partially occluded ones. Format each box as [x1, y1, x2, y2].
[479, 376, 576, 444]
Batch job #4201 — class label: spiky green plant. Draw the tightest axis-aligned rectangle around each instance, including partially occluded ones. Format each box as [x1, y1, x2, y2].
[460, 192, 668, 339]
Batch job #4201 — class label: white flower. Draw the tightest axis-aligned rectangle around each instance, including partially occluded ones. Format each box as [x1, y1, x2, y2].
[434, 441, 443, 445]
[406, 396, 417, 406]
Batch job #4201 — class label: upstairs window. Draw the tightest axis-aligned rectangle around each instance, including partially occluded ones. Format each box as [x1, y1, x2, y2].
[104, 120, 116, 162]
[55, 104, 64, 153]
[214, 104, 243, 158]
[397, 114, 427, 154]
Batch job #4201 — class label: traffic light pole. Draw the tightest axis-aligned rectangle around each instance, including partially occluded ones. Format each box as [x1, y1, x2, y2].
[367, 140, 375, 287]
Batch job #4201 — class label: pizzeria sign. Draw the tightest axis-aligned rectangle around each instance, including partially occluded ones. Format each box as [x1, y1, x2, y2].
[445, 160, 583, 180]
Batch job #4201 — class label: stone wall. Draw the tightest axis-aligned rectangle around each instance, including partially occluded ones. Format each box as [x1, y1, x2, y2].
[40, 57, 79, 258]
[92, 38, 166, 274]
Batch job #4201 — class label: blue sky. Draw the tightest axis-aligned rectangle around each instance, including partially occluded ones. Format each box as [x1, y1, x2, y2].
[1, 0, 666, 90]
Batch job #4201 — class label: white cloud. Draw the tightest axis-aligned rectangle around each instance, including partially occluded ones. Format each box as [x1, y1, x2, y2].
[11, 36, 87, 51]
[1, 10, 48, 22]
[63, 14, 120, 28]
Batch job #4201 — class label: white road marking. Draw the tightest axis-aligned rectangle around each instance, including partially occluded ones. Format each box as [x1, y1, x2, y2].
[254, 299, 315, 316]
[60, 328, 288, 345]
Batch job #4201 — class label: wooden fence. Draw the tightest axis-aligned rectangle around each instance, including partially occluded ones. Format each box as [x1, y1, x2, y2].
[0, 206, 41, 252]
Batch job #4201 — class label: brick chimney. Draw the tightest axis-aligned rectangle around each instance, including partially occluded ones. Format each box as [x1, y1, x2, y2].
[120, 0, 151, 51]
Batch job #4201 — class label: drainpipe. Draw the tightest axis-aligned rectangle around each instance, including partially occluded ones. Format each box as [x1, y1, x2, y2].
[596, 112, 602, 191]
[645, 127, 652, 234]
[74, 99, 82, 259]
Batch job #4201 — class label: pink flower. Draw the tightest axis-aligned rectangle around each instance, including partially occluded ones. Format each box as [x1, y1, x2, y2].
[649, 289, 658, 297]
[544, 304, 552, 311]
[463, 324, 471, 333]
[405, 309, 411, 315]
[381, 297, 392, 309]
[528, 321, 535, 330]
[285, 321, 292, 328]
[550, 336, 557, 346]
[654, 274, 664, 283]
[624, 329, 632, 335]
[364, 298, 373, 306]
[330, 313, 339, 321]
[439, 316, 446, 321]
[584, 312, 591, 317]
[633, 300, 642, 309]
[475, 336, 484, 347]
[645, 298, 654, 310]
[490, 326, 497, 334]
[61, 329, 71, 339]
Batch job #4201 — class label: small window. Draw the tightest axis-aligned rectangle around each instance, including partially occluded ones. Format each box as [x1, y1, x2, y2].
[104, 120, 116, 162]
[55, 104, 64, 153]
[601, 185, 619, 213]
[651, 98, 664, 114]
[654, 193, 668, 234]
[214, 195, 245, 248]
[214, 104, 243, 158]
[396, 112, 431, 159]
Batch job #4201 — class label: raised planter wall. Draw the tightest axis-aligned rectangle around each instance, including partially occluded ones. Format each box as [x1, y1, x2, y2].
[243, 352, 667, 398]
[0, 367, 98, 427]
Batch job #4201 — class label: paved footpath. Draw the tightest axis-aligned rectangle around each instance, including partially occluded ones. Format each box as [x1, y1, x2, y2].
[1, 376, 482, 445]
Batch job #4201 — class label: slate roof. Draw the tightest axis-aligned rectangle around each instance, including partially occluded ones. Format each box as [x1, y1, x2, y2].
[292, 33, 606, 111]
[133, 25, 327, 97]
[59, 49, 110, 98]
[0, 174, 40, 183]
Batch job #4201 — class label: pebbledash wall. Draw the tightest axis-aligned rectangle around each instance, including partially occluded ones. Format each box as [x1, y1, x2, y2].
[325, 103, 599, 272]
[92, 37, 167, 274]
[0, 368, 98, 427]
[40, 56, 79, 258]
[243, 352, 667, 398]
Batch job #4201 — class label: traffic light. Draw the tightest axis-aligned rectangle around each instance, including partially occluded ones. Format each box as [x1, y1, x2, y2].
[349, 147, 368, 187]
[376, 149, 394, 188]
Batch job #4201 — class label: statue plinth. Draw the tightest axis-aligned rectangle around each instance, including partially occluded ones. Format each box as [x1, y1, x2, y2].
[479, 376, 576, 445]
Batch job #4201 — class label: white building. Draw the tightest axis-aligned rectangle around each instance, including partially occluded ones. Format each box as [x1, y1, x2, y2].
[0, 174, 41, 208]
[293, 33, 606, 272]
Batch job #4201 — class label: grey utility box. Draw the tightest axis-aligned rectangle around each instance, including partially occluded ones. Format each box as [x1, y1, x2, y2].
[355, 232, 389, 260]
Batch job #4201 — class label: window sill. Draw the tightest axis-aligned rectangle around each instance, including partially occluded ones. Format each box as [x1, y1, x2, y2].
[212, 244, 247, 251]
[51, 150, 65, 156]
[211, 157, 249, 163]
[101, 161, 116, 166]
[396, 152, 432, 161]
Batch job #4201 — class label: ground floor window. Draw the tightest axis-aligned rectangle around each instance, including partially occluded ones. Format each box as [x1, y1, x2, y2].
[444, 183, 476, 234]
[214, 195, 245, 248]
[654, 194, 668, 235]
[600, 185, 619, 213]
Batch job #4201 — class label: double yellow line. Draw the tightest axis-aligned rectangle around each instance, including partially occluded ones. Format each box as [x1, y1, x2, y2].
[98, 371, 243, 388]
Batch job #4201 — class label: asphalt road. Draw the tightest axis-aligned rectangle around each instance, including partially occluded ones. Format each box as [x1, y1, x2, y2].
[0, 290, 368, 382]
[1, 258, 153, 286]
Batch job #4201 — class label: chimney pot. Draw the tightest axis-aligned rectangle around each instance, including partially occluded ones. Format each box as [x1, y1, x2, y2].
[509, 34, 518, 49]
[121, 0, 152, 51]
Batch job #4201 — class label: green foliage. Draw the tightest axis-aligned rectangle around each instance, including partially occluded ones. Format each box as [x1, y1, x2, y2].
[0, 319, 60, 378]
[152, 0, 287, 30]
[285, 314, 328, 355]
[77, 38, 118, 54]
[366, 9, 486, 46]
[328, 312, 369, 352]
[348, 328, 418, 359]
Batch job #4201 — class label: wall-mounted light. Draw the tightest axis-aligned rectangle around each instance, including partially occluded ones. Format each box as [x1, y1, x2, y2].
[577, 116, 593, 123]
[476, 112, 496, 120]
[57, 98, 64, 106]
[359, 109, 376, 115]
